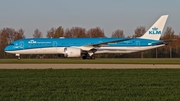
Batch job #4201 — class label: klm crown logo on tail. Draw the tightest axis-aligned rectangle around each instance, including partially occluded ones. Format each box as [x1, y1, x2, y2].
[149, 27, 161, 34]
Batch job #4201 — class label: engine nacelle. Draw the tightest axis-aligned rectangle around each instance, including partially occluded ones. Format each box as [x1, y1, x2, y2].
[64, 47, 81, 57]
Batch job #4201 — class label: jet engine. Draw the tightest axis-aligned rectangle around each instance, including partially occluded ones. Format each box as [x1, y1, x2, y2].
[64, 47, 81, 57]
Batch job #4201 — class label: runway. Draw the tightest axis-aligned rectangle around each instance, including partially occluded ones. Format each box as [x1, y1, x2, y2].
[0, 64, 180, 69]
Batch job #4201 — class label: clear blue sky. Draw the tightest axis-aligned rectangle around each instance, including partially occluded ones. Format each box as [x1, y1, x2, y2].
[0, 0, 179, 38]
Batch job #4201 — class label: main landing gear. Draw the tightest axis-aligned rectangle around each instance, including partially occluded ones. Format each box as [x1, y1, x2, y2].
[82, 52, 95, 60]
[82, 50, 96, 60]
[82, 55, 95, 60]
[16, 54, 21, 60]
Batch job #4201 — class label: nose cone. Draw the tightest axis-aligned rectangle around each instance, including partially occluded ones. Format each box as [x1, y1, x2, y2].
[4, 46, 8, 51]
[4, 45, 17, 54]
[4, 46, 11, 52]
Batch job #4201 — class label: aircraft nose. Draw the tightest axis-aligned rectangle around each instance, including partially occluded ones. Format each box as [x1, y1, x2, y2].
[4, 46, 10, 51]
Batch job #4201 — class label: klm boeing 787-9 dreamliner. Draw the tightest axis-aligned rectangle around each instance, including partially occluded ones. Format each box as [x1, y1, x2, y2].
[4, 15, 169, 60]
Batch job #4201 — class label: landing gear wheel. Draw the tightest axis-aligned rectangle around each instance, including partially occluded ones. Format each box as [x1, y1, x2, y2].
[17, 56, 21, 60]
[82, 56, 87, 60]
[90, 55, 95, 60]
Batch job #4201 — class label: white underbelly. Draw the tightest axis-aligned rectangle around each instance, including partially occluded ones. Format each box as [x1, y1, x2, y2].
[95, 45, 165, 54]
[6, 47, 65, 54]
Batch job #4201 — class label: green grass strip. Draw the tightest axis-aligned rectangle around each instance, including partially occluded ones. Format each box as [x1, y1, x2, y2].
[0, 69, 180, 101]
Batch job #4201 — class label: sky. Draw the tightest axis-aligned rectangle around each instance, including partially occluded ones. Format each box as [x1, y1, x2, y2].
[0, 0, 179, 38]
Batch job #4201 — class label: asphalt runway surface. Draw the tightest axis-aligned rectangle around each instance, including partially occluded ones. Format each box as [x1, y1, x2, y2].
[0, 64, 180, 69]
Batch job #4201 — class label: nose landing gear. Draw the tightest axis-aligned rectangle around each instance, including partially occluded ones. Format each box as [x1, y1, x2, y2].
[16, 54, 21, 60]
[17, 56, 21, 60]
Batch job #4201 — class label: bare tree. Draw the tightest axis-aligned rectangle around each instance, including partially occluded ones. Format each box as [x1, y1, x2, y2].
[33, 29, 43, 38]
[0, 29, 7, 58]
[64, 28, 72, 38]
[14, 29, 25, 40]
[162, 27, 175, 40]
[111, 29, 124, 38]
[46, 28, 56, 38]
[177, 33, 180, 57]
[133, 26, 146, 38]
[0, 28, 16, 58]
[0, 28, 17, 44]
[74, 27, 86, 38]
[161, 27, 175, 58]
[87, 27, 105, 38]
[174, 34, 180, 57]
[64, 27, 76, 38]
[64, 27, 87, 38]
[54, 26, 64, 38]
[4, 28, 16, 43]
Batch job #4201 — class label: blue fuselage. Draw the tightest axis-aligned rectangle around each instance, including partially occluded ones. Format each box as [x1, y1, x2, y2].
[5, 38, 163, 51]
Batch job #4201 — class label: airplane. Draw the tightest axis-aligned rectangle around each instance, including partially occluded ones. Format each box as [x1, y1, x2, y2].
[4, 15, 169, 60]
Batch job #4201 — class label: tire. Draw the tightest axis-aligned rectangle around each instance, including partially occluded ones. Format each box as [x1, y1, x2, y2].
[82, 56, 87, 60]
[17, 56, 21, 60]
[90, 56, 95, 60]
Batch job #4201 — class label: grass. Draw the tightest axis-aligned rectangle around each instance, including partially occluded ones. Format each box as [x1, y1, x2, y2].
[0, 69, 180, 101]
[0, 58, 180, 64]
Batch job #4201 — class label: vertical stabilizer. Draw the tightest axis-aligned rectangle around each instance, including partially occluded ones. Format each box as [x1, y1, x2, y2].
[140, 15, 168, 40]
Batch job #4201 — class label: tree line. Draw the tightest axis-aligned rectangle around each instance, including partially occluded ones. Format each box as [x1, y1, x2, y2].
[0, 26, 180, 58]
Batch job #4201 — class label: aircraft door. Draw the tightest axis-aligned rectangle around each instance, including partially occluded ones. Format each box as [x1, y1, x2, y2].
[19, 41, 24, 49]
[53, 41, 57, 47]
[136, 41, 140, 47]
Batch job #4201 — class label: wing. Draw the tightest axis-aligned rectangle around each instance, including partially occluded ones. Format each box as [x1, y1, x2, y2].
[80, 38, 131, 51]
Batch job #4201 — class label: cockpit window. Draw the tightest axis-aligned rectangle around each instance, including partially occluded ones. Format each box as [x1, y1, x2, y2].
[9, 43, 14, 46]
